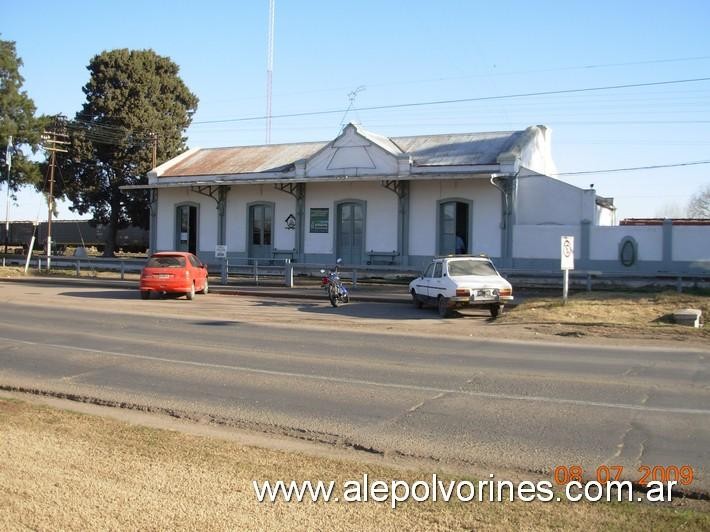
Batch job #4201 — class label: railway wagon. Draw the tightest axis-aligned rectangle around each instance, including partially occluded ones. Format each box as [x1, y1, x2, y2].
[0, 220, 149, 253]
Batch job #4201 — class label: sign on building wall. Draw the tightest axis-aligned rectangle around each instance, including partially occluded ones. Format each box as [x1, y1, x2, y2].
[309, 208, 329, 233]
[215, 245, 227, 258]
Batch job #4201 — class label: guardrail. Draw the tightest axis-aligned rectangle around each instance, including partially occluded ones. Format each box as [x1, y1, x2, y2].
[1, 254, 145, 279]
[499, 268, 710, 293]
[3, 253, 708, 292]
[216, 258, 421, 288]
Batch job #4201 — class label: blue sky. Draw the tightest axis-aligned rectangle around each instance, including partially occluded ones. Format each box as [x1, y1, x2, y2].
[2, 0, 709, 221]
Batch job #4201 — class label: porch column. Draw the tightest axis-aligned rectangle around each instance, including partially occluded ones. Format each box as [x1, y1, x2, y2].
[149, 188, 158, 253]
[217, 186, 229, 246]
[296, 183, 305, 262]
[398, 181, 410, 266]
[493, 175, 515, 268]
[381, 180, 409, 265]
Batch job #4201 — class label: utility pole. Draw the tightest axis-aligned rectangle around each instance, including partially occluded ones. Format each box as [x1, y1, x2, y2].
[150, 132, 158, 168]
[42, 118, 69, 270]
[4, 136, 11, 261]
[265, 0, 275, 144]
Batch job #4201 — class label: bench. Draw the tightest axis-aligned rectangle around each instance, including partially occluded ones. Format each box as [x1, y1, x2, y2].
[272, 248, 296, 262]
[367, 250, 399, 265]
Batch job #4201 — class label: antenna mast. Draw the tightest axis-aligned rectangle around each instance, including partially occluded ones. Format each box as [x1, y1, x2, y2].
[266, 0, 275, 144]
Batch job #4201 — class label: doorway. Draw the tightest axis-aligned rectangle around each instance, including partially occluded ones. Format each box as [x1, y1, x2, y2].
[439, 201, 469, 255]
[249, 203, 273, 259]
[175, 204, 197, 254]
[336, 202, 364, 264]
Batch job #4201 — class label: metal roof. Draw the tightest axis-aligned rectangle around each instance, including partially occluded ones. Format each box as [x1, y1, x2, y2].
[161, 141, 327, 177]
[158, 125, 527, 178]
[391, 131, 524, 166]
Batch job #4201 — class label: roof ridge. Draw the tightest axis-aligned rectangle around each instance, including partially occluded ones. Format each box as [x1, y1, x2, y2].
[196, 140, 329, 151]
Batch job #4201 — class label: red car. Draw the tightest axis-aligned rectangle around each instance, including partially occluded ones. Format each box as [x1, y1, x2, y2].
[139, 252, 208, 300]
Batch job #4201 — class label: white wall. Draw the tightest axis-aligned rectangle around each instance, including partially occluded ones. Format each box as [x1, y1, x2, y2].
[408, 179, 502, 257]
[516, 175, 596, 225]
[596, 205, 615, 226]
[513, 225, 581, 259]
[590, 226, 663, 261]
[304, 182, 398, 255]
[225, 185, 296, 253]
[156, 188, 218, 253]
[673, 226, 710, 261]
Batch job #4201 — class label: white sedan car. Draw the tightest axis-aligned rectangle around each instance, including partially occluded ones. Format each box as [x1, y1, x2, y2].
[409, 256, 513, 318]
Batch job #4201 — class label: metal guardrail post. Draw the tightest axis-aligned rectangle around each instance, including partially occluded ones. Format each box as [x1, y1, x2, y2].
[221, 259, 227, 285]
[284, 259, 293, 288]
[586, 273, 592, 292]
[352, 269, 358, 288]
[677, 276, 683, 294]
[76, 260, 81, 277]
[254, 260, 259, 285]
[120, 261, 125, 280]
[38, 258, 42, 271]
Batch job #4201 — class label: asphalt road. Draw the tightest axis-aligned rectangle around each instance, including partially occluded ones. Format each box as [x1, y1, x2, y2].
[0, 282, 708, 493]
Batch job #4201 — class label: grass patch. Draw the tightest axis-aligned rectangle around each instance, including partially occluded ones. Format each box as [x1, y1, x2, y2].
[500, 291, 709, 340]
[0, 398, 708, 531]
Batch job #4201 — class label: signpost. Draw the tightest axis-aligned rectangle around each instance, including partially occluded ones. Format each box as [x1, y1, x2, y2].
[215, 245, 228, 284]
[214, 245, 227, 259]
[561, 236, 575, 304]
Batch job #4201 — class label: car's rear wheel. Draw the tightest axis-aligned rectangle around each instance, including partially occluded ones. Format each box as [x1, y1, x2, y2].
[199, 279, 209, 295]
[437, 296, 450, 318]
[186, 282, 195, 300]
[140, 291, 150, 300]
[489, 304, 502, 318]
[411, 289, 423, 309]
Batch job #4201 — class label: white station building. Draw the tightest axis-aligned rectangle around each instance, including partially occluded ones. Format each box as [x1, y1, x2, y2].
[124, 123, 615, 269]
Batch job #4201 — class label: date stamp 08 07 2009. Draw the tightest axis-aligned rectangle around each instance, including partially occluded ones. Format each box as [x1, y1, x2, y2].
[552, 465, 695, 487]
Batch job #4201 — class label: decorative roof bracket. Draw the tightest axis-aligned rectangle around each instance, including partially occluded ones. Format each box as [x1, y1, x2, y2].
[274, 182, 304, 200]
[381, 179, 408, 199]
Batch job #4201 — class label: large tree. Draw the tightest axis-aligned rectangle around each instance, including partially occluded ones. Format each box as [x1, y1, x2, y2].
[687, 184, 710, 218]
[58, 49, 198, 255]
[0, 38, 45, 190]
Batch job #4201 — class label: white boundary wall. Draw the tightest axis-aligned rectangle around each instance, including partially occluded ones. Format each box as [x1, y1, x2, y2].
[514, 222, 709, 272]
[590, 226, 663, 261]
[673, 226, 710, 262]
[513, 225, 581, 259]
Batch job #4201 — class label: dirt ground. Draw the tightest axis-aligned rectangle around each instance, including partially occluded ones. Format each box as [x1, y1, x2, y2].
[497, 290, 709, 344]
[1, 396, 708, 531]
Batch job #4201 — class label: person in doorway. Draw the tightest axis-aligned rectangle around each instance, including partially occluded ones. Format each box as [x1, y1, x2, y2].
[455, 234, 466, 254]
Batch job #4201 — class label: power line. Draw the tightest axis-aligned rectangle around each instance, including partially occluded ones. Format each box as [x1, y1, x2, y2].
[555, 160, 710, 176]
[192, 55, 710, 106]
[192, 76, 710, 125]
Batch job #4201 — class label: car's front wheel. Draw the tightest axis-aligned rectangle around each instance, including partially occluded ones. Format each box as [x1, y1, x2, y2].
[437, 296, 451, 318]
[186, 282, 195, 301]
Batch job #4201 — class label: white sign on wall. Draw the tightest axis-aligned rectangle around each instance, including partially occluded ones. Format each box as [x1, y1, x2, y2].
[561, 236, 575, 270]
[215, 245, 227, 258]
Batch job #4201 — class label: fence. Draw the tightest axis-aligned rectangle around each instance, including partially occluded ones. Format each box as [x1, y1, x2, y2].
[3, 253, 708, 293]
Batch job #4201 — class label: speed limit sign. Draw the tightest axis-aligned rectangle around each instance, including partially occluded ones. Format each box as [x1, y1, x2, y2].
[561, 236, 575, 270]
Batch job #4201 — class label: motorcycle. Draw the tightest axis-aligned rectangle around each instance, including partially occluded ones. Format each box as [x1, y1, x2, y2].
[320, 258, 349, 307]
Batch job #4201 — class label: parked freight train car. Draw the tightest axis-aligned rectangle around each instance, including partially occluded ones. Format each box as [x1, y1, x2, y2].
[0, 220, 149, 253]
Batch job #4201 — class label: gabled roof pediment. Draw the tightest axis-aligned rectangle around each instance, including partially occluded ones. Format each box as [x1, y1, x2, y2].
[305, 123, 407, 177]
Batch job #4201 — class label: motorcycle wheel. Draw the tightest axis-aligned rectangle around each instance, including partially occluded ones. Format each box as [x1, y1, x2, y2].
[329, 286, 340, 307]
